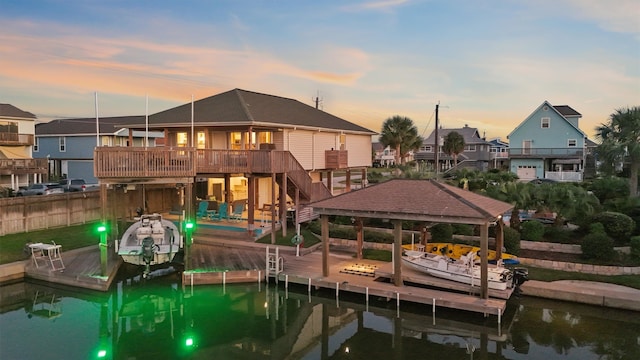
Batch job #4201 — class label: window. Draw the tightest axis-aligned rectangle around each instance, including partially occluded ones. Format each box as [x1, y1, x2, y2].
[59, 137, 66, 152]
[463, 145, 476, 152]
[541, 117, 550, 129]
[197, 131, 206, 149]
[567, 139, 577, 147]
[522, 140, 532, 155]
[101, 136, 112, 146]
[230, 132, 242, 150]
[33, 137, 39, 152]
[339, 134, 346, 150]
[176, 132, 188, 147]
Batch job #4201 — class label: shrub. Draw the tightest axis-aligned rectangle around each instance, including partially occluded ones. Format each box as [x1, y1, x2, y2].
[591, 212, 635, 243]
[581, 224, 615, 261]
[543, 226, 576, 244]
[503, 226, 520, 255]
[630, 236, 640, 259]
[521, 220, 545, 241]
[430, 223, 453, 242]
[452, 224, 474, 236]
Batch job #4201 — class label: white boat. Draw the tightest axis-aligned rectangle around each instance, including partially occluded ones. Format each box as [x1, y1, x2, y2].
[401, 250, 516, 291]
[118, 213, 182, 276]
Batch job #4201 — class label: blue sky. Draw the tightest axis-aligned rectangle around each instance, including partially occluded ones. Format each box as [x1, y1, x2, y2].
[1, 0, 638, 140]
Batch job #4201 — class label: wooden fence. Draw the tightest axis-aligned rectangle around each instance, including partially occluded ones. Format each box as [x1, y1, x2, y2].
[0, 187, 179, 236]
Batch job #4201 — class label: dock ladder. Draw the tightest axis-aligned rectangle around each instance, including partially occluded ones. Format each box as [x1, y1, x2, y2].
[265, 246, 284, 281]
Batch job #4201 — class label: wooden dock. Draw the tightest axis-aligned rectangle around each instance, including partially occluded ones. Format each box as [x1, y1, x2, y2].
[24, 246, 122, 291]
[182, 237, 510, 320]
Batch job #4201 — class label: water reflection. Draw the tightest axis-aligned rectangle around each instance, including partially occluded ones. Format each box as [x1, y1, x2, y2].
[1, 274, 639, 360]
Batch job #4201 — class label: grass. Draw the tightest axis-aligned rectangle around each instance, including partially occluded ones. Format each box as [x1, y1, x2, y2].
[362, 249, 391, 262]
[0, 222, 102, 264]
[523, 266, 640, 290]
[255, 227, 320, 247]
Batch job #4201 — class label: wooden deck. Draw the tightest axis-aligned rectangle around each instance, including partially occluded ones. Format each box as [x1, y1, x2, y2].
[24, 246, 122, 291]
[182, 236, 510, 320]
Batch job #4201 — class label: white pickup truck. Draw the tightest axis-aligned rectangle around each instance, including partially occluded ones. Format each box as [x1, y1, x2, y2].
[59, 179, 99, 192]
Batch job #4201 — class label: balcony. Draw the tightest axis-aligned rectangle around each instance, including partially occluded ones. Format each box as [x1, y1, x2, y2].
[545, 171, 583, 182]
[0, 133, 34, 146]
[0, 158, 47, 175]
[509, 148, 583, 158]
[325, 150, 348, 169]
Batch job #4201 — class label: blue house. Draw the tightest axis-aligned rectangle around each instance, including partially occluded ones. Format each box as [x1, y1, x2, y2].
[487, 137, 509, 170]
[507, 101, 587, 182]
[34, 116, 163, 183]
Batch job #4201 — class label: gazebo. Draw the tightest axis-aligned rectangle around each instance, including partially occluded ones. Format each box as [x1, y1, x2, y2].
[309, 178, 514, 299]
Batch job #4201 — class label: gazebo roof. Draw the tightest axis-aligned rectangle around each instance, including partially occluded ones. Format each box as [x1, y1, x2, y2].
[309, 179, 513, 225]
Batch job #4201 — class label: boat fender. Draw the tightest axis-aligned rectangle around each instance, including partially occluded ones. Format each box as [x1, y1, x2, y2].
[432, 246, 438, 252]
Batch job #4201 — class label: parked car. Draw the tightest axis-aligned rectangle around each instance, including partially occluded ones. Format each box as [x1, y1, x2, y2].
[529, 178, 557, 185]
[16, 183, 64, 196]
[59, 178, 98, 192]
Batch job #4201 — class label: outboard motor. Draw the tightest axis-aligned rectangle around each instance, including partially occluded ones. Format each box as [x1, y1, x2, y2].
[512, 267, 529, 287]
[141, 236, 156, 278]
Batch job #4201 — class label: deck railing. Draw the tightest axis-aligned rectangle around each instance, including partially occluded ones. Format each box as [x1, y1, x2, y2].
[0, 158, 47, 175]
[94, 147, 332, 200]
[94, 147, 196, 178]
[509, 148, 583, 157]
[0, 133, 34, 146]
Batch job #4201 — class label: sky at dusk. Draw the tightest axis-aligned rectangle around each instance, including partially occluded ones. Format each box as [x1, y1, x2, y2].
[1, 0, 638, 141]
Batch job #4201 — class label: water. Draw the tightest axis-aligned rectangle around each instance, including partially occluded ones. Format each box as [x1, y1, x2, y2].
[1, 270, 639, 360]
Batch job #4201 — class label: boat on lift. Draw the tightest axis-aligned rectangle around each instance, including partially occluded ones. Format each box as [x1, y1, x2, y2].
[117, 213, 182, 277]
[403, 243, 520, 265]
[401, 249, 527, 291]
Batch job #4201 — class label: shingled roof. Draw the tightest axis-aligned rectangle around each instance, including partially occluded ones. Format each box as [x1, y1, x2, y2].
[0, 104, 36, 119]
[142, 88, 376, 134]
[310, 179, 513, 225]
[422, 125, 489, 146]
[36, 116, 145, 136]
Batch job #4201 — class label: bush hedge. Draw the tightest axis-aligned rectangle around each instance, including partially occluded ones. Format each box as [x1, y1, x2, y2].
[504, 226, 521, 255]
[521, 220, 545, 241]
[430, 223, 453, 242]
[581, 223, 615, 261]
[630, 236, 640, 259]
[591, 212, 636, 243]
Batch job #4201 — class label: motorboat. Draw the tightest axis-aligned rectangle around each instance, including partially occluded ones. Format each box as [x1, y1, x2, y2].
[403, 242, 520, 265]
[118, 213, 182, 277]
[401, 249, 524, 291]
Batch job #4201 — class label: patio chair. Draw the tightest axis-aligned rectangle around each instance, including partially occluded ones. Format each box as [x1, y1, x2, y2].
[229, 203, 244, 222]
[196, 201, 209, 219]
[210, 202, 228, 221]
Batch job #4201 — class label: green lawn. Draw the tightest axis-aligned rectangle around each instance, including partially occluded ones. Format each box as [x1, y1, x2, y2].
[0, 222, 102, 264]
[255, 227, 320, 247]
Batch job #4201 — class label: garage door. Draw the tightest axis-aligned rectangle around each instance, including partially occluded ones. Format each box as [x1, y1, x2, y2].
[517, 166, 536, 181]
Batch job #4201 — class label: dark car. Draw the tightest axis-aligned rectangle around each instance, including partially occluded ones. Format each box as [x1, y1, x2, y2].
[529, 178, 557, 185]
[16, 183, 64, 196]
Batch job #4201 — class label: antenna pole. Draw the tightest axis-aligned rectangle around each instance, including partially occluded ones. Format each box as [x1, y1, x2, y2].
[435, 102, 439, 178]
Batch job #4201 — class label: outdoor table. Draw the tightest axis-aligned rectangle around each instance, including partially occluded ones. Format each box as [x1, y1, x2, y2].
[29, 243, 65, 271]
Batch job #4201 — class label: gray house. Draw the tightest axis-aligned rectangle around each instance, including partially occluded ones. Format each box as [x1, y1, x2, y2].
[415, 125, 492, 172]
[34, 116, 163, 183]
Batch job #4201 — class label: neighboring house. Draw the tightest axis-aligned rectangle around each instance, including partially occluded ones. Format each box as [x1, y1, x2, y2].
[507, 101, 589, 182]
[93, 88, 376, 229]
[415, 124, 492, 172]
[34, 116, 164, 183]
[0, 104, 47, 191]
[372, 142, 396, 167]
[487, 138, 510, 170]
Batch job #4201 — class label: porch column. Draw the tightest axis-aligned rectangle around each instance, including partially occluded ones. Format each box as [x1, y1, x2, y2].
[361, 168, 367, 188]
[345, 169, 351, 192]
[480, 222, 489, 299]
[327, 171, 333, 194]
[321, 215, 329, 277]
[495, 219, 504, 261]
[393, 219, 403, 287]
[99, 184, 108, 277]
[279, 173, 287, 237]
[270, 173, 277, 245]
[355, 217, 363, 259]
[247, 176, 255, 234]
[224, 174, 231, 205]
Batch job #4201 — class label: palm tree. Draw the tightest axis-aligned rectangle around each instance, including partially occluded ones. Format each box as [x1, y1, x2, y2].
[595, 106, 640, 197]
[443, 131, 465, 167]
[379, 115, 423, 165]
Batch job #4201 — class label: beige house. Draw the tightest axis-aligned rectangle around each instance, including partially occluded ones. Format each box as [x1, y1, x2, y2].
[95, 88, 376, 233]
[0, 104, 47, 192]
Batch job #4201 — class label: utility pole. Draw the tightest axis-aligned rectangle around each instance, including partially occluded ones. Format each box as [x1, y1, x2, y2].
[435, 102, 439, 178]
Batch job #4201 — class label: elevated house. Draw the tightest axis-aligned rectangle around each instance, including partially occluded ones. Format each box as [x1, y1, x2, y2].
[507, 101, 592, 182]
[35, 116, 164, 183]
[94, 88, 376, 232]
[371, 142, 396, 167]
[415, 125, 492, 172]
[487, 137, 509, 170]
[0, 104, 47, 192]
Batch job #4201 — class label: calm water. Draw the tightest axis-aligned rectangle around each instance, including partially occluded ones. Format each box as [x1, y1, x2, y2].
[1, 269, 639, 360]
